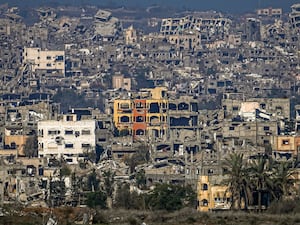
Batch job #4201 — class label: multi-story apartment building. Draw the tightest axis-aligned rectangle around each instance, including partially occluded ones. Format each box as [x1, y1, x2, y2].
[160, 15, 231, 45]
[197, 175, 231, 212]
[113, 87, 202, 147]
[38, 114, 96, 163]
[3, 127, 29, 156]
[271, 135, 300, 157]
[113, 87, 168, 140]
[22, 47, 65, 76]
[168, 32, 201, 50]
[222, 120, 278, 146]
[222, 93, 290, 121]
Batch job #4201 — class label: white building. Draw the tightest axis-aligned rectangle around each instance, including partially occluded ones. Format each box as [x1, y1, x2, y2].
[38, 114, 96, 163]
[23, 47, 65, 76]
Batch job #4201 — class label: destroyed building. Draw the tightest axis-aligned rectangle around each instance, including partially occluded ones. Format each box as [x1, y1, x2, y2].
[0, 2, 300, 212]
[289, 3, 300, 33]
[160, 13, 231, 45]
[93, 9, 122, 42]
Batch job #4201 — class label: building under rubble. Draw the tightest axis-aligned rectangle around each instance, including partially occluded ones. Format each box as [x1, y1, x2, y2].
[0, 2, 300, 213]
[93, 9, 122, 42]
[160, 13, 231, 47]
[289, 3, 300, 33]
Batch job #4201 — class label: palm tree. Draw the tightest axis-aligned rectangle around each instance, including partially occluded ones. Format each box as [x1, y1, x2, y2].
[272, 160, 295, 199]
[248, 155, 273, 212]
[223, 153, 251, 210]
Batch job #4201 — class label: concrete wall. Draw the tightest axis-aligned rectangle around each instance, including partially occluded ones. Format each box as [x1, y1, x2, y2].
[38, 114, 96, 163]
[23, 47, 65, 76]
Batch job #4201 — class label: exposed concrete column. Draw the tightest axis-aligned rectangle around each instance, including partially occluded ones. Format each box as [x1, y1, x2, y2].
[0, 172, 3, 206]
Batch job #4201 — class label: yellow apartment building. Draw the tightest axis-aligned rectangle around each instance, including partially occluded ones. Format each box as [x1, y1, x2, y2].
[197, 175, 231, 212]
[113, 99, 133, 134]
[113, 87, 168, 139]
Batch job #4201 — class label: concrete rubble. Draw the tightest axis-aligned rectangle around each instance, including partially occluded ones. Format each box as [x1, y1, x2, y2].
[0, 2, 299, 211]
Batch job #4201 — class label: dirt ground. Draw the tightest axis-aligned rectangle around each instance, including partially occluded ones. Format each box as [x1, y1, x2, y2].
[1, 206, 300, 225]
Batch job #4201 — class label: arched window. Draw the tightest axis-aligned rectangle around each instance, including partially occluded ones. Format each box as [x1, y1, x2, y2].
[136, 116, 144, 122]
[202, 183, 208, 190]
[150, 116, 159, 125]
[120, 116, 129, 123]
[202, 199, 209, 206]
[136, 129, 145, 135]
[169, 103, 177, 110]
[178, 102, 189, 110]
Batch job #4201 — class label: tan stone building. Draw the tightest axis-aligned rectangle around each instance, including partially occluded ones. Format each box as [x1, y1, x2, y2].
[112, 74, 131, 91]
[22, 47, 65, 76]
[271, 135, 300, 156]
[168, 32, 201, 50]
[197, 175, 231, 212]
[4, 132, 29, 156]
[222, 94, 290, 121]
[222, 120, 278, 146]
[124, 25, 137, 45]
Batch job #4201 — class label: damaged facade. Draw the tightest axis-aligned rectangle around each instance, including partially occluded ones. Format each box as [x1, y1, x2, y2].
[0, 2, 300, 213]
[38, 114, 96, 164]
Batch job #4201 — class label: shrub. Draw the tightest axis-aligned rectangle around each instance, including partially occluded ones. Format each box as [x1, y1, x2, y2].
[268, 198, 299, 214]
[86, 191, 107, 209]
[92, 211, 109, 224]
[127, 216, 139, 225]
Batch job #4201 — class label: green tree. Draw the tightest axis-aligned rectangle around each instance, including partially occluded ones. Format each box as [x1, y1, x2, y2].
[135, 169, 146, 189]
[48, 178, 66, 207]
[223, 153, 251, 210]
[145, 183, 196, 211]
[84, 147, 97, 163]
[103, 170, 115, 197]
[86, 191, 107, 209]
[125, 145, 150, 173]
[249, 156, 273, 211]
[272, 161, 295, 199]
[264, 144, 272, 156]
[115, 183, 131, 209]
[60, 165, 71, 177]
[114, 183, 146, 210]
[87, 169, 100, 192]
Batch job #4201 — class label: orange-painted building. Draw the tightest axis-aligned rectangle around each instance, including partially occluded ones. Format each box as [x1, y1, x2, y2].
[113, 87, 168, 140]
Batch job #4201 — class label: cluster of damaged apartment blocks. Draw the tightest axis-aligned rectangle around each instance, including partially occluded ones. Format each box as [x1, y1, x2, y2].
[0, 3, 300, 209]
